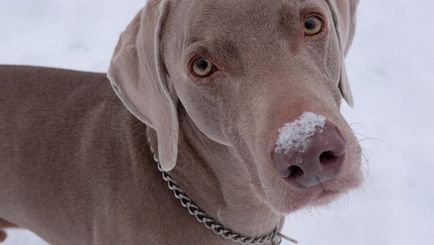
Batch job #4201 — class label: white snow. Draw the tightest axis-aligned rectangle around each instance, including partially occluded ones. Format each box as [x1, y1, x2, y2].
[1, 1, 434, 245]
[275, 112, 326, 154]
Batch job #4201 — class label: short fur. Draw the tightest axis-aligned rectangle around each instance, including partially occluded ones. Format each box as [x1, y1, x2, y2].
[0, 0, 361, 244]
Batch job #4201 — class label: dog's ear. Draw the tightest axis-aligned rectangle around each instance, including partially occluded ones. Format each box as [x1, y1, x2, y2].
[327, 0, 359, 107]
[107, 0, 178, 171]
[339, 61, 354, 107]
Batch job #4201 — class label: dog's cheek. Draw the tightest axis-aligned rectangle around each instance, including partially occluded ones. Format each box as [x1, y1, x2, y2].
[174, 80, 231, 145]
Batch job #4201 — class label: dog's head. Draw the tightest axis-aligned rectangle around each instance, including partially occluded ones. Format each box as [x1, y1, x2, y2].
[108, 0, 362, 214]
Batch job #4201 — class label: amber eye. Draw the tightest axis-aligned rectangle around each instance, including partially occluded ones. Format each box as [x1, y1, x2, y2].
[304, 15, 323, 36]
[192, 57, 215, 77]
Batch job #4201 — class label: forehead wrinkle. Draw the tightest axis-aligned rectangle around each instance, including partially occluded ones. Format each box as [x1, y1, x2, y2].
[279, 1, 300, 32]
[278, 1, 303, 52]
[185, 33, 241, 65]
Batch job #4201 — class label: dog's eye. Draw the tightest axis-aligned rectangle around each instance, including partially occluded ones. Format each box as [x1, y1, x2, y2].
[192, 57, 215, 77]
[304, 15, 323, 36]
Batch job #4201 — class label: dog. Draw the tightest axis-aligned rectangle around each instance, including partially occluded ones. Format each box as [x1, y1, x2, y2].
[0, 0, 362, 244]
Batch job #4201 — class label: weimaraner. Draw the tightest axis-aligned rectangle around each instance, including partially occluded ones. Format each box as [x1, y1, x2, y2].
[0, 0, 362, 244]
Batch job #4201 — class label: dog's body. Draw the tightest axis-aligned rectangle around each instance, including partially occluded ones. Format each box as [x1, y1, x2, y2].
[0, 66, 243, 244]
[0, 0, 361, 244]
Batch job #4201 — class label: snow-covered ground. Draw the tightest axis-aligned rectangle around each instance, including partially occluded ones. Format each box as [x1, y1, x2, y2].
[1, 0, 433, 244]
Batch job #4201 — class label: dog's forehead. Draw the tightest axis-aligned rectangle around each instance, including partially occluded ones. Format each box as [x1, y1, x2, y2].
[182, 0, 328, 13]
[178, 0, 332, 45]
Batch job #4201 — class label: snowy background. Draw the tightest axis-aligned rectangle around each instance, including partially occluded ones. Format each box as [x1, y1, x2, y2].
[1, 0, 433, 244]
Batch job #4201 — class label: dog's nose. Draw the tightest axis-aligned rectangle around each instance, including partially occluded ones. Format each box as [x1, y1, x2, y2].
[273, 122, 345, 188]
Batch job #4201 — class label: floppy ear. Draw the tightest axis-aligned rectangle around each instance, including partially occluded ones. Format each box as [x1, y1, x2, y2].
[339, 61, 354, 107]
[107, 0, 179, 171]
[326, 0, 359, 107]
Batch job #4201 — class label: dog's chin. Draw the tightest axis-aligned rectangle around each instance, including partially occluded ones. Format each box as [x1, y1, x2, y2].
[308, 188, 343, 207]
[263, 171, 362, 214]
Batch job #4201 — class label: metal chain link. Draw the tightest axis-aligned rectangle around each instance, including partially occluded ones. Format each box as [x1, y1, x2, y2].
[147, 136, 297, 245]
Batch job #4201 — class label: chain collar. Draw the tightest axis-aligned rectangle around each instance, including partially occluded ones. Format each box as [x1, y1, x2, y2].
[146, 135, 298, 245]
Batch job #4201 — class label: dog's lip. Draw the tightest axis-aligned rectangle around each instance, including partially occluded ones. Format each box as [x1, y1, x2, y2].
[290, 180, 342, 201]
[319, 188, 340, 197]
[313, 188, 341, 204]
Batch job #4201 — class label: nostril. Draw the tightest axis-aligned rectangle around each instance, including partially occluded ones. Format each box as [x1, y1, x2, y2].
[319, 151, 338, 165]
[288, 165, 304, 178]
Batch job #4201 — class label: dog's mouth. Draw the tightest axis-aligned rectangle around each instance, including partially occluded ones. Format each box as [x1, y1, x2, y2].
[318, 186, 341, 199]
[272, 166, 361, 212]
[308, 187, 343, 207]
[300, 170, 360, 208]
[290, 183, 343, 209]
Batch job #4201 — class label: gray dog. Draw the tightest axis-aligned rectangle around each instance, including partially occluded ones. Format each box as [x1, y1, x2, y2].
[0, 0, 362, 244]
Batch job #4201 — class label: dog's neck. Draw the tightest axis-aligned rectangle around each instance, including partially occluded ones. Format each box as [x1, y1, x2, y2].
[146, 112, 283, 239]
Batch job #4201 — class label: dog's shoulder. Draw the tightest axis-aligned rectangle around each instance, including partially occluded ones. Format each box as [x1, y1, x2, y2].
[0, 65, 107, 94]
[0, 65, 106, 83]
[0, 65, 118, 110]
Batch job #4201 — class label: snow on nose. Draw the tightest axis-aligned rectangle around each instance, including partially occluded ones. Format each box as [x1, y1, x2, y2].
[274, 112, 326, 154]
